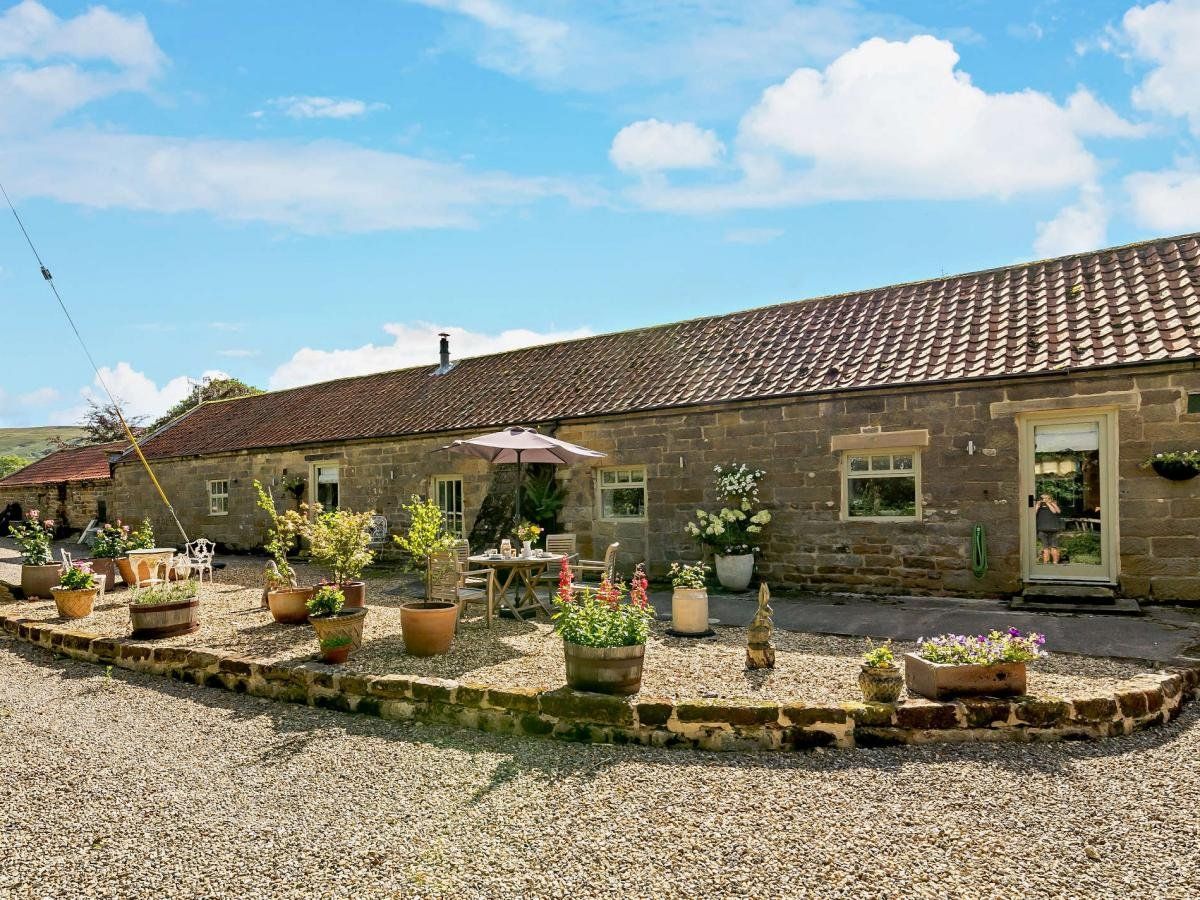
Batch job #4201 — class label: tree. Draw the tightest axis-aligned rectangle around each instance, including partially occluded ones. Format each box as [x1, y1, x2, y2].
[0, 454, 29, 479]
[146, 376, 262, 433]
[81, 400, 144, 445]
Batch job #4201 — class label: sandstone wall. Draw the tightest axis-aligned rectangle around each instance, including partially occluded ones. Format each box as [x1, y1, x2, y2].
[109, 364, 1200, 601]
[0, 479, 112, 532]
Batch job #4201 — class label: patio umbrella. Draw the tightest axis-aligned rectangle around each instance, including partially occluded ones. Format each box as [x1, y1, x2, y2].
[435, 427, 606, 522]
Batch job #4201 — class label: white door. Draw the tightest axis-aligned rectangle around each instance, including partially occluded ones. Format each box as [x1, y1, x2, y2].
[1019, 411, 1118, 583]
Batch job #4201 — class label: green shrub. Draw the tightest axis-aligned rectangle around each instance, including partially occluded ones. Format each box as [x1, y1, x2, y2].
[131, 580, 198, 606]
[307, 585, 345, 618]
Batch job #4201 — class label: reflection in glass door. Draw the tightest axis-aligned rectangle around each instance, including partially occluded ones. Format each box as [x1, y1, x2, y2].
[1024, 415, 1113, 581]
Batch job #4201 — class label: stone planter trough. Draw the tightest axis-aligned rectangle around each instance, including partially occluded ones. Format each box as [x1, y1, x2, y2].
[904, 653, 1027, 700]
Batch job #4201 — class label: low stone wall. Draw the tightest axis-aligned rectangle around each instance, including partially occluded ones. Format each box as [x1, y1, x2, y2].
[3, 607, 1198, 751]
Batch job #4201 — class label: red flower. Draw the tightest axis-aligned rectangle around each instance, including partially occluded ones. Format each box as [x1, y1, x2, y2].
[556, 555, 575, 604]
[597, 575, 621, 608]
[630, 563, 649, 609]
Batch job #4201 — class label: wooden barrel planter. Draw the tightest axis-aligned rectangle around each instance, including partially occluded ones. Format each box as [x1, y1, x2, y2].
[563, 641, 645, 696]
[129, 597, 200, 639]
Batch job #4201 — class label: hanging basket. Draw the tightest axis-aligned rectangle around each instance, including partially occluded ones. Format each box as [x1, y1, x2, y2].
[1150, 459, 1199, 481]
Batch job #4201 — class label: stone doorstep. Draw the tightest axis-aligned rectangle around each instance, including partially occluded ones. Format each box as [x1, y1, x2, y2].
[4, 611, 1200, 753]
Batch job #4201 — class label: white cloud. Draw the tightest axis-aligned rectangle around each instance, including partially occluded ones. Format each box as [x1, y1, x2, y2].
[0, 0, 164, 131]
[216, 348, 259, 358]
[50, 363, 229, 425]
[724, 227, 784, 245]
[0, 385, 60, 426]
[609, 119, 724, 172]
[269, 95, 387, 120]
[1064, 87, 1150, 137]
[408, 0, 913, 103]
[1125, 165, 1200, 232]
[270, 322, 594, 389]
[2, 129, 586, 233]
[209, 322, 244, 332]
[617, 36, 1104, 212]
[1123, 0, 1200, 134]
[1034, 186, 1109, 258]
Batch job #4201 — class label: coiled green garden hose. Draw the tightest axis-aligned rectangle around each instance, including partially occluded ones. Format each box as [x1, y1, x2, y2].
[971, 524, 988, 579]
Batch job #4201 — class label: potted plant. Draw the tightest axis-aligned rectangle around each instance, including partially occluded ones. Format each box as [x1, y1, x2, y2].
[115, 519, 155, 586]
[668, 561, 711, 637]
[254, 480, 311, 624]
[1142, 449, 1200, 481]
[686, 464, 772, 591]
[858, 639, 903, 703]
[515, 520, 542, 557]
[307, 507, 375, 607]
[129, 580, 201, 639]
[393, 494, 456, 599]
[553, 557, 654, 695]
[51, 561, 99, 619]
[904, 628, 1047, 700]
[88, 523, 125, 591]
[10, 510, 59, 599]
[307, 585, 367, 664]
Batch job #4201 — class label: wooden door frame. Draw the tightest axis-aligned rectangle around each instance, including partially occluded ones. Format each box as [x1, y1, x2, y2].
[1017, 407, 1120, 584]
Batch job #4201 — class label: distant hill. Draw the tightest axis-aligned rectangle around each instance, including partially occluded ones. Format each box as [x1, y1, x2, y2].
[0, 426, 89, 461]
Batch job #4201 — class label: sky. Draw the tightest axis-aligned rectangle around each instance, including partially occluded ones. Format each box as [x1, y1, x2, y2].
[0, 0, 1198, 427]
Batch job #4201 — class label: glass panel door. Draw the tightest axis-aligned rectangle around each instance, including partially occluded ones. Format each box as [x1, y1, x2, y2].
[1024, 415, 1112, 581]
[315, 465, 340, 510]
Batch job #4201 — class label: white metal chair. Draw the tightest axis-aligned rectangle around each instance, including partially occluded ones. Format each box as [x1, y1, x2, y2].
[368, 514, 389, 545]
[185, 538, 216, 583]
[429, 547, 497, 627]
[574, 542, 620, 584]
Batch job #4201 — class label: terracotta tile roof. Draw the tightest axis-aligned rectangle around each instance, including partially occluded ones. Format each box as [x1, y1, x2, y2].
[134, 233, 1200, 461]
[0, 441, 125, 486]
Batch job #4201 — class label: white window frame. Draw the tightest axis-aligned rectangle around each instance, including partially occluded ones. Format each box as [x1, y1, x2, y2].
[433, 475, 465, 537]
[311, 464, 340, 512]
[597, 466, 647, 522]
[207, 479, 230, 517]
[840, 448, 922, 522]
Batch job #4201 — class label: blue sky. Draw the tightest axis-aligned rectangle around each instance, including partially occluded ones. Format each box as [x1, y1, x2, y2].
[0, 0, 1198, 427]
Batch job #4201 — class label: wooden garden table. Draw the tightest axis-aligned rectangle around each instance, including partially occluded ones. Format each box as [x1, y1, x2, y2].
[468, 553, 564, 619]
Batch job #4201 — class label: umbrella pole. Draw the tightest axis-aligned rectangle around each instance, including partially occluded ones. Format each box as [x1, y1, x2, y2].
[515, 450, 523, 526]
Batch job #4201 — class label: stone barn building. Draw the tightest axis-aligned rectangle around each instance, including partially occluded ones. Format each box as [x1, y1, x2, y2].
[0, 441, 125, 532]
[109, 233, 1200, 603]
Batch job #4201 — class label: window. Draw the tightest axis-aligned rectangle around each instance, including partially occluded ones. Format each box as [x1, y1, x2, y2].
[1188, 393, 1200, 414]
[842, 450, 920, 520]
[598, 466, 646, 520]
[434, 476, 464, 537]
[314, 465, 340, 510]
[207, 479, 230, 516]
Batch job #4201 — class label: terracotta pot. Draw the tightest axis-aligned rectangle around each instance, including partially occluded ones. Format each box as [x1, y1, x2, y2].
[311, 607, 368, 662]
[319, 580, 367, 608]
[670, 587, 710, 636]
[904, 653, 1027, 700]
[563, 640, 645, 695]
[858, 664, 903, 703]
[400, 601, 458, 656]
[51, 586, 97, 619]
[20, 563, 60, 600]
[321, 645, 351, 665]
[714, 553, 754, 591]
[129, 597, 200, 639]
[116, 557, 135, 587]
[267, 586, 314, 625]
[90, 557, 118, 591]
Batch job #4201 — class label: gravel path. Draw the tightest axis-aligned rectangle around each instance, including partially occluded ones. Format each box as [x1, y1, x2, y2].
[1, 634, 1197, 899]
[0, 540, 1153, 703]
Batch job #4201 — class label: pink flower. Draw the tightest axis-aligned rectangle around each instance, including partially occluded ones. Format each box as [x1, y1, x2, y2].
[556, 555, 574, 604]
[43, 520, 54, 530]
[630, 563, 649, 609]
[28, 509, 39, 519]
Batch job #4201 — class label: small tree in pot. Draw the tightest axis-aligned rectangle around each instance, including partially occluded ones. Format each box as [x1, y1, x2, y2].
[553, 558, 655, 695]
[307, 585, 367, 664]
[668, 561, 711, 637]
[307, 507, 375, 607]
[393, 494, 455, 599]
[10, 510, 58, 599]
[254, 480, 311, 624]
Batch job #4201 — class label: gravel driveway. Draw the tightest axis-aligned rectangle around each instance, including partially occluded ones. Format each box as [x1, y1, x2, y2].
[2, 634, 1198, 900]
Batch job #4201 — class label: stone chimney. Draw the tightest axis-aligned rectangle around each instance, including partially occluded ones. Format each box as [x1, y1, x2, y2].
[433, 332, 455, 375]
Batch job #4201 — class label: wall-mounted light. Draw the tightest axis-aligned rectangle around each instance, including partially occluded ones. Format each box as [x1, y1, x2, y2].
[967, 440, 976, 456]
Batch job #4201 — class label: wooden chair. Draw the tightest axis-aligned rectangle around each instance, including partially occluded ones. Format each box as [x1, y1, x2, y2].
[452, 539, 488, 588]
[429, 547, 497, 628]
[574, 542, 619, 583]
[546, 533, 577, 561]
